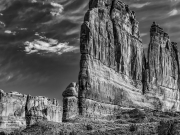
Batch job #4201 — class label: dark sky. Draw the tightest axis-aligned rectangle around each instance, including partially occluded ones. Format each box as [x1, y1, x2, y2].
[0, 0, 179, 105]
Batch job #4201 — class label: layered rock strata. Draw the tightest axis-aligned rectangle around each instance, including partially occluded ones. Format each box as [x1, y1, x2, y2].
[62, 82, 79, 121]
[144, 22, 180, 111]
[62, 0, 180, 119]
[26, 95, 62, 126]
[0, 90, 27, 129]
[0, 90, 62, 129]
[78, 0, 147, 118]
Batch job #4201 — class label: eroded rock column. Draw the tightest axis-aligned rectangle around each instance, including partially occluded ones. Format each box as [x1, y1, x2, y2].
[146, 22, 180, 111]
[62, 82, 79, 121]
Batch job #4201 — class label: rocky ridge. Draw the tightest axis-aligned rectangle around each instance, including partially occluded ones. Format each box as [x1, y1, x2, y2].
[0, 90, 62, 129]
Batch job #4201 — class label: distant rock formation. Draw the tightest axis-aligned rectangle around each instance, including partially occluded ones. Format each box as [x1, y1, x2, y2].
[25, 95, 62, 126]
[144, 22, 180, 111]
[0, 90, 27, 129]
[0, 90, 62, 129]
[63, 0, 180, 120]
[62, 82, 79, 121]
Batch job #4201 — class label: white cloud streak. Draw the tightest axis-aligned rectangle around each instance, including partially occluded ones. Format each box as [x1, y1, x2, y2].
[167, 9, 178, 16]
[140, 33, 148, 37]
[24, 35, 79, 55]
[50, 2, 64, 16]
[130, 2, 151, 8]
[4, 30, 16, 35]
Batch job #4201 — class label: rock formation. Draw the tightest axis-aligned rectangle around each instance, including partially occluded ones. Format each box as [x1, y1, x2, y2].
[1, 0, 180, 132]
[63, 0, 180, 120]
[25, 95, 62, 126]
[0, 90, 27, 129]
[0, 90, 62, 129]
[62, 82, 79, 121]
[78, 0, 146, 118]
[144, 22, 180, 111]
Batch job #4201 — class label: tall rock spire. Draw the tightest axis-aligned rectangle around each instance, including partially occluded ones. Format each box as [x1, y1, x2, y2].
[147, 22, 179, 90]
[145, 22, 180, 111]
[78, 0, 144, 117]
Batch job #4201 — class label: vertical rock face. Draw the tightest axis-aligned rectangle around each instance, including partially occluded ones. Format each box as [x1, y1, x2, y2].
[0, 90, 62, 129]
[62, 82, 79, 121]
[26, 95, 62, 126]
[148, 22, 179, 90]
[78, 0, 146, 117]
[0, 90, 27, 129]
[64, 0, 180, 119]
[145, 22, 180, 111]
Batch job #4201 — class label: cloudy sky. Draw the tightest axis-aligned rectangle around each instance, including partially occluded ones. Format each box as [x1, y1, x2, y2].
[0, 0, 179, 105]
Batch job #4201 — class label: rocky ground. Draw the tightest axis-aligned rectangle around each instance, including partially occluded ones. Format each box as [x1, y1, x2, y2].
[1, 108, 180, 135]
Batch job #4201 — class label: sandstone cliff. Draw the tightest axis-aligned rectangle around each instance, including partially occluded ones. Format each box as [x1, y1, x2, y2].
[0, 90, 62, 129]
[0, 90, 27, 129]
[144, 22, 180, 111]
[25, 95, 62, 126]
[63, 0, 180, 120]
[78, 0, 147, 118]
[62, 82, 79, 121]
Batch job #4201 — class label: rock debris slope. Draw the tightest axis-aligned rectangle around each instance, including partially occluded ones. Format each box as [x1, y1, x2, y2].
[63, 0, 180, 120]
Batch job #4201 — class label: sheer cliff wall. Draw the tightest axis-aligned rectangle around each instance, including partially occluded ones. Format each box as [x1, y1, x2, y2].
[144, 22, 180, 111]
[0, 90, 62, 129]
[25, 95, 62, 126]
[0, 90, 27, 129]
[78, 0, 148, 118]
[63, 0, 180, 120]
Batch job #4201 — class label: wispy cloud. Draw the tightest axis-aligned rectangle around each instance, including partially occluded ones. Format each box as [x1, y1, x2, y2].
[4, 30, 16, 35]
[24, 39, 78, 55]
[130, 2, 151, 8]
[24, 32, 79, 55]
[140, 33, 148, 37]
[167, 9, 178, 16]
[50, 2, 64, 16]
[65, 28, 79, 35]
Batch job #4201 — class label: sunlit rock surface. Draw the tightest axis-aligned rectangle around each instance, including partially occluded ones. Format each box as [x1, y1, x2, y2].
[0, 90, 62, 129]
[0, 90, 27, 129]
[62, 82, 79, 121]
[144, 22, 180, 111]
[78, 0, 147, 118]
[62, 0, 180, 119]
[26, 95, 62, 126]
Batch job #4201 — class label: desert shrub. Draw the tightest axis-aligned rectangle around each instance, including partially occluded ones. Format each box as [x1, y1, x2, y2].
[9, 129, 22, 135]
[69, 130, 76, 135]
[0, 131, 7, 135]
[86, 124, 93, 130]
[129, 124, 137, 132]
